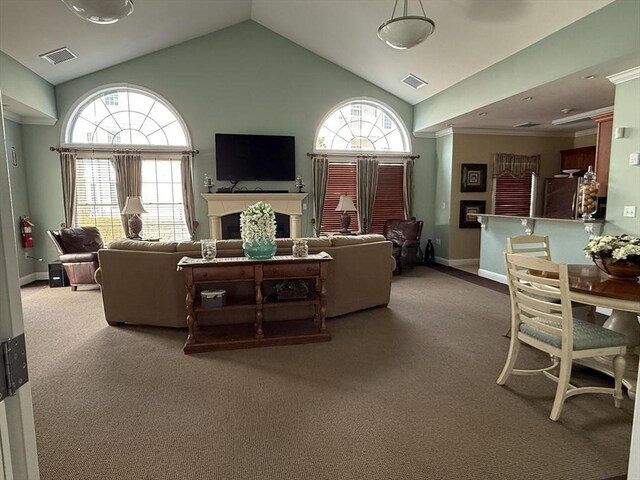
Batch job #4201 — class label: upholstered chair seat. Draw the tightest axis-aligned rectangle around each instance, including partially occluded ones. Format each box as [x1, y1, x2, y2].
[383, 218, 423, 275]
[48, 227, 104, 291]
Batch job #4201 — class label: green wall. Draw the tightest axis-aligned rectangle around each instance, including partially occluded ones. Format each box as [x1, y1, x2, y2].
[433, 133, 453, 259]
[414, 0, 640, 131]
[606, 76, 640, 236]
[3, 119, 34, 278]
[0, 51, 57, 120]
[16, 20, 435, 271]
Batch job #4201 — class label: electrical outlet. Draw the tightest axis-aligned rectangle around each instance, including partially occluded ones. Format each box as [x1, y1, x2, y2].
[623, 206, 636, 217]
[24, 251, 29, 259]
[434, 238, 441, 246]
[302, 202, 307, 210]
[630, 153, 640, 166]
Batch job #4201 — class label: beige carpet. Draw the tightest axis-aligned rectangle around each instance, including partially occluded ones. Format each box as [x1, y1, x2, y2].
[22, 268, 633, 480]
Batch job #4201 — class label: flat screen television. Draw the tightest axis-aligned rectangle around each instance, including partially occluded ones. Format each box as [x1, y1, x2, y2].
[215, 133, 295, 181]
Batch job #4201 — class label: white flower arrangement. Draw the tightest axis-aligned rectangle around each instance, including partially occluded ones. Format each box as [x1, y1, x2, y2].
[584, 234, 640, 265]
[240, 201, 277, 246]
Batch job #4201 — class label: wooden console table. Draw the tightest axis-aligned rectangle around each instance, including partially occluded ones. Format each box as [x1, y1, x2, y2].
[177, 253, 332, 353]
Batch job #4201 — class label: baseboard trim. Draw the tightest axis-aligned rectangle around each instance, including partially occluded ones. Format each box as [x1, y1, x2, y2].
[20, 272, 49, 286]
[434, 257, 479, 267]
[478, 269, 507, 285]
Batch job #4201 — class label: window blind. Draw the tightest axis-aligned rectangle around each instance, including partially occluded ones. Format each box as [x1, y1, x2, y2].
[321, 162, 405, 234]
[370, 164, 405, 234]
[494, 173, 533, 216]
[141, 158, 190, 241]
[75, 157, 124, 243]
[321, 163, 357, 232]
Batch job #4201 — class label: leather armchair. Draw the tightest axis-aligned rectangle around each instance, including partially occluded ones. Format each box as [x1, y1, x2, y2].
[48, 227, 104, 290]
[383, 218, 423, 275]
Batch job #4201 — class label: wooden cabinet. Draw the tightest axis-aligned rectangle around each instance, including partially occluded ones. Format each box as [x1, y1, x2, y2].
[592, 111, 613, 197]
[560, 146, 596, 174]
[178, 254, 332, 353]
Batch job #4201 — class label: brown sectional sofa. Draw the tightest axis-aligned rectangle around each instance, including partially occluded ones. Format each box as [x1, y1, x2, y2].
[95, 234, 395, 328]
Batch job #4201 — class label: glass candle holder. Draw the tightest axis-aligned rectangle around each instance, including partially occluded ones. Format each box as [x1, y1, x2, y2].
[201, 239, 217, 261]
[292, 239, 308, 258]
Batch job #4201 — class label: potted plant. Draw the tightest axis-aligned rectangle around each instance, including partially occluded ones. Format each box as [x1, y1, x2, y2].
[584, 234, 640, 281]
[240, 201, 277, 259]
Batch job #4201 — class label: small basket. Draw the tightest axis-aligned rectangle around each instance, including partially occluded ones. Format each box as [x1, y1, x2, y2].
[201, 289, 226, 308]
[274, 280, 310, 301]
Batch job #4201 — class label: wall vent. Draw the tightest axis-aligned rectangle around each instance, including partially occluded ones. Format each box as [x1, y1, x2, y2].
[401, 73, 427, 90]
[513, 121, 541, 128]
[39, 47, 77, 65]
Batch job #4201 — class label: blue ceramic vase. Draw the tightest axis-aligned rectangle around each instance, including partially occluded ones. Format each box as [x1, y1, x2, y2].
[243, 241, 277, 260]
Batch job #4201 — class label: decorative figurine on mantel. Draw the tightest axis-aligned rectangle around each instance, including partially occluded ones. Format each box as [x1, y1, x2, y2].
[295, 176, 305, 193]
[204, 173, 214, 193]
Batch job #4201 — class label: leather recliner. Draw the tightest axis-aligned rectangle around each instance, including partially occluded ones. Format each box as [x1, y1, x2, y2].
[383, 218, 423, 275]
[48, 227, 104, 290]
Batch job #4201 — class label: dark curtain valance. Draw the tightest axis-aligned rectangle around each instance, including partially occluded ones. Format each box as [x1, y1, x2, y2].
[492, 153, 540, 177]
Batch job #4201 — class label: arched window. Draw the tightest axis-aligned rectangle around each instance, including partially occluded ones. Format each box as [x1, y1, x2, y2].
[63, 85, 192, 243]
[65, 85, 188, 146]
[313, 99, 412, 235]
[314, 98, 410, 153]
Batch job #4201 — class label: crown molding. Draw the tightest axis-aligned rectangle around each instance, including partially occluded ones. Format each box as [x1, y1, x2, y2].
[2, 110, 21, 123]
[412, 131, 436, 139]
[449, 127, 573, 138]
[435, 128, 454, 138]
[607, 66, 640, 85]
[1, 111, 57, 126]
[574, 128, 597, 138]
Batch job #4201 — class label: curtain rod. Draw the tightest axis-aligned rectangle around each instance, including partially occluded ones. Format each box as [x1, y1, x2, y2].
[50, 147, 199, 155]
[307, 152, 419, 160]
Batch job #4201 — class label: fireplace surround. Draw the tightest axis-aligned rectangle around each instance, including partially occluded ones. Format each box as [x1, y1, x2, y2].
[201, 193, 308, 239]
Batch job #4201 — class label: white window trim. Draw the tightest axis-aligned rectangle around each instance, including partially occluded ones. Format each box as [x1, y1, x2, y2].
[60, 82, 192, 148]
[313, 97, 412, 155]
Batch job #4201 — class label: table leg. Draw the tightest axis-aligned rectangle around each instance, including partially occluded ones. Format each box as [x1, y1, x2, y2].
[576, 309, 640, 399]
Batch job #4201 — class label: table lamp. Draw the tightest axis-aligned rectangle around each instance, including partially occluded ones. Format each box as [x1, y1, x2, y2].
[335, 195, 357, 234]
[122, 196, 147, 239]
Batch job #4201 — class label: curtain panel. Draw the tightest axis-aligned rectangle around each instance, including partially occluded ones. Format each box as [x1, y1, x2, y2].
[59, 152, 77, 228]
[493, 153, 540, 177]
[181, 153, 197, 240]
[311, 156, 329, 237]
[356, 156, 379, 234]
[112, 153, 143, 236]
[402, 159, 414, 219]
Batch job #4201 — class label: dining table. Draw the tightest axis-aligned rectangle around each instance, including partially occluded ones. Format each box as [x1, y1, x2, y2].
[567, 264, 640, 399]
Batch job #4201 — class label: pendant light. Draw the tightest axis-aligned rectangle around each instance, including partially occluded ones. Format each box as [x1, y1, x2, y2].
[377, 0, 435, 50]
[61, 0, 134, 25]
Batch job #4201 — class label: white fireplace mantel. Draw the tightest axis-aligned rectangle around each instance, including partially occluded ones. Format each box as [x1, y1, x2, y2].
[201, 193, 308, 239]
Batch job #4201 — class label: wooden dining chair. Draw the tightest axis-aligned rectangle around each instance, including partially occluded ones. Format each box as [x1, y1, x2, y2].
[497, 253, 627, 421]
[504, 235, 595, 337]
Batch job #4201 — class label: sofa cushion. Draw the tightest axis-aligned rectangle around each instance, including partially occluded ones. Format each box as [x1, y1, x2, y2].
[176, 241, 202, 253]
[59, 227, 104, 253]
[330, 234, 386, 247]
[108, 239, 177, 252]
[59, 252, 98, 263]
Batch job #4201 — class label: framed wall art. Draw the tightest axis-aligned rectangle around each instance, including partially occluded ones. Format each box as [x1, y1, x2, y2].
[459, 200, 486, 228]
[461, 163, 487, 192]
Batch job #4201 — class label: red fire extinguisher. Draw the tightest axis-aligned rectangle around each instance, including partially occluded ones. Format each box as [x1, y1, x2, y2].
[19, 216, 34, 249]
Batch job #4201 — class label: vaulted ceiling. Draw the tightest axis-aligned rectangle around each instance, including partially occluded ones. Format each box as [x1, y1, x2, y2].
[0, 0, 633, 132]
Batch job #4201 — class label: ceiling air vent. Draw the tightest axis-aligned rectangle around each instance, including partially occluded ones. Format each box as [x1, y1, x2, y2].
[39, 47, 77, 65]
[513, 121, 541, 128]
[401, 73, 427, 90]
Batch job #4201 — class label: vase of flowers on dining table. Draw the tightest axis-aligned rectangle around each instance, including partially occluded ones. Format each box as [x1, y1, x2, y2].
[584, 234, 640, 281]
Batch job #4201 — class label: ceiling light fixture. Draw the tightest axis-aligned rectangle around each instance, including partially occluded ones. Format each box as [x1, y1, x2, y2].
[378, 0, 435, 50]
[583, 75, 597, 80]
[521, 96, 534, 101]
[560, 108, 574, 114]
[61, 0, 134, 24]
[478, 112, 488, 116]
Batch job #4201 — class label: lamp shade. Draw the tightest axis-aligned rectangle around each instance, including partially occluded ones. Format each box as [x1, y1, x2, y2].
[121, 196, 147, 215]
[61, 0, 134, 24]
[335, 195, 357, 212]
[377, 0, 435, 50]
